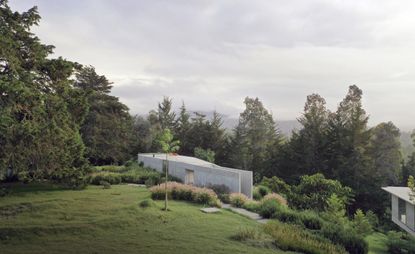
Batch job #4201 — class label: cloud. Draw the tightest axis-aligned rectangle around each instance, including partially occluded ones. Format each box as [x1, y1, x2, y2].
[9, 0, 415, 130]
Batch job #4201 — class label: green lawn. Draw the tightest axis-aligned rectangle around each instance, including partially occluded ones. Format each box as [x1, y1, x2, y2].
[366, 232, 388, 254]
[0, 183, 292, 254]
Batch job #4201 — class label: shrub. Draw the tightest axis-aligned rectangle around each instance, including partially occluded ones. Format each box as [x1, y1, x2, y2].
[99, 181, 111, 189]
[88, 172, 122, 185]
[260, 176, 291, 196]
[352, 209, 373, 237]
[208, 184, 231, 203]
[253, 188, 262, 201]
[321, 223, 368, 254]
[259, 199, 281, 219]
[233, 227, 264, 241]
[99, 165, 127, 173]
[139, 199, 155, 208]
[289, 173, 353, 212]
[253, 185, 271, 200]
[264, 221, 347, 254]
[149, 182, 221, 207]
[298, 210, 324, 230]
[386, 231, 415, 254]
[243, 200, 261, 212]
[230, 193, 249, 208]
[262, 193, 287, 206]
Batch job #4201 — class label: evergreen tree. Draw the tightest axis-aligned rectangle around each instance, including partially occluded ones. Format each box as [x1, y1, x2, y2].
[75, 66, 134, 165]
[369, 122, 402, 185]
[0, 1, 87, 185]
[230, 97, 282, 181]
[279, 94, 330, 181]
[175, 102, 192, 155]
[157, 96, 176, 131]
[326, 85, 374, 212]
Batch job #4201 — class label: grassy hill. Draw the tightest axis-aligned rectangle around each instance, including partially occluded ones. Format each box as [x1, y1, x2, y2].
[0, 183, 294, 254]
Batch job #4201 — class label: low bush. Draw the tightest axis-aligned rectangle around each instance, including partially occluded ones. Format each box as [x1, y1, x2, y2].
[253, 185, 271, 200]
[320, 223, 368, 254]
[88, 173, 122, 185]
[139, 199, 155, 208]
[233, 227, 264, 241]
[229, 193, 249, 208]
[386, 231, 415, 254]
[208, 184, 230, 203]
[149, 182, 221, 207]
[259, 199, 281, 219]
[96, 165, 127, 173]
[243, 200, 261, 212]
[262, 193, 287, 206]
[260, 176, 291, 196]
[264, 221, 347, 254]
[99, 181, 111, 189]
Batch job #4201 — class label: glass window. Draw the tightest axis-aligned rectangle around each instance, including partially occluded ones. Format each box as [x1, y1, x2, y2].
[398, 198, 407, 224]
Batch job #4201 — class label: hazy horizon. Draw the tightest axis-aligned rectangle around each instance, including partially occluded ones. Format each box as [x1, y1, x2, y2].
[11, 0, 415, 131]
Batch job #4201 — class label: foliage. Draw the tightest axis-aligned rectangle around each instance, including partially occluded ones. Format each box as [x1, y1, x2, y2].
[229, 193, 249, 208]
[207, 184, 230, 203]
[88, 173, 122, 185]
[352, 209, 373, 237]
[258, 199, 281, 219]
[229, 97, 283, 181]
[149, 182, 221, 207]
[278, 94, 330, 181]
[232, 227, 265, 242]
[262, 193, 287, 206]
[321, 223, 369, 254]
[194, 147, 215, 163]
[139, 199, 155, 208]
[323, 194, 347, 224]
[253, 185, 271, 200]
[386, 231, 415, 254]
[409, 175, 415, 201]
[369, 122, 402, 186]
[0, 1, 88, 185]
[264, 221, 347, 254]
[100, 181, 111, 189]
[260, 176, 291, 196]
[289, 173, 353, 212]
[243, 200, 261, 212]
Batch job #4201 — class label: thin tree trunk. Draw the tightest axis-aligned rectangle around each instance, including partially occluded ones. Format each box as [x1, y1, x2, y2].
[164, 153, 168, 211]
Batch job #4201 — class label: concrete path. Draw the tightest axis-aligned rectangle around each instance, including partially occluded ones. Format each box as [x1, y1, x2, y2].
[222, 204, 270, 224]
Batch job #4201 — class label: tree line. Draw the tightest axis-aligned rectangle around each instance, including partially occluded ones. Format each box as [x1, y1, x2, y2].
[1, 1, 415, 218]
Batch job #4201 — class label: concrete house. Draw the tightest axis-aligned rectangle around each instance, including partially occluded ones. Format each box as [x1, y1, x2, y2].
[138, 153, 253, 198]
[383, 186, 415, 235]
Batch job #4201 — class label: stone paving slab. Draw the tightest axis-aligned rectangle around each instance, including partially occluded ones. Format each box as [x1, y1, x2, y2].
[222, 204, 268, 223]
[201, 207, 221, 213]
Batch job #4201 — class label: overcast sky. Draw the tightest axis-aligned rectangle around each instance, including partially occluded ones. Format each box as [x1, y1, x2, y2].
[10, 0, 415, 130]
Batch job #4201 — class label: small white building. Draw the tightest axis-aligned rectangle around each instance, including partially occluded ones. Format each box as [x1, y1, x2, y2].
[138, 153, 253, 198]
[383, 186, 415, 235]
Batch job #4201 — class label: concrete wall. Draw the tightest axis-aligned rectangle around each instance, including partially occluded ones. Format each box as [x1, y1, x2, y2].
[138, 154, 252, 198]
[390, 194, 415, 236]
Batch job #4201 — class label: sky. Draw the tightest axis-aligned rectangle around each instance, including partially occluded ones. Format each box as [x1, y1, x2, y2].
[10, 0, 415, 131]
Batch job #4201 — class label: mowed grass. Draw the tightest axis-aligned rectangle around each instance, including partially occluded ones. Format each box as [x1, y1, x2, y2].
[366, 232, 388, 254]
[0, 183, 290, 254]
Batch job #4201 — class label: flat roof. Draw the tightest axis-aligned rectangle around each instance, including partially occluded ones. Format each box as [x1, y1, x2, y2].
[382, 186, 415, 204]
[138, 153, 249, 173]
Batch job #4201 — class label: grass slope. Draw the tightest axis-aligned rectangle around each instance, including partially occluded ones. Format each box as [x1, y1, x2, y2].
[0, 183, 292, 254]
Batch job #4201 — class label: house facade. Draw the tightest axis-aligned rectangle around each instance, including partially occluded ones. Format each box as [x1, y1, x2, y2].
[382, 186, 415, 235]
[138, 153, 253, 198]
